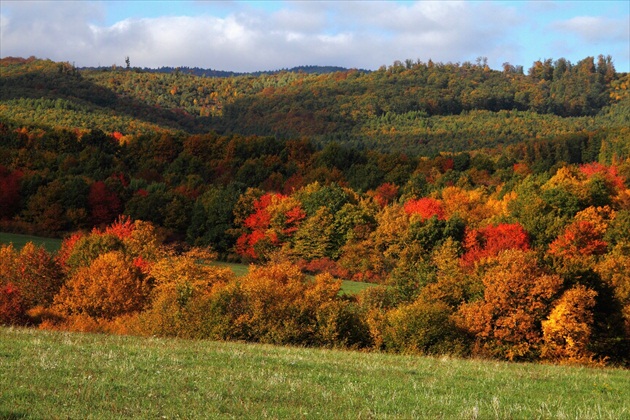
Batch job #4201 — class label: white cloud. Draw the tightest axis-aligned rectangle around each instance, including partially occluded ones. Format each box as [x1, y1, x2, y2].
[0, 1, 627, 72]
[551, 16, 629, 43]
[0, 1, 104, 59]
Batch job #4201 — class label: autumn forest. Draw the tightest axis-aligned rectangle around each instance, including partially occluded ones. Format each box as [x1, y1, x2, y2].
[1, 55, 629, 366]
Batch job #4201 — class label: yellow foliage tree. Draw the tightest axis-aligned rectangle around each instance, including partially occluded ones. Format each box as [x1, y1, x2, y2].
[541, 285, 598, 364]
[596, 245, 630, 335]
[135, 248, 235, 338]
[441, 186, 504, 226]
[542, 166, 587, 197]
[419, 238, 481, 309]
[574, 205, 616, 234]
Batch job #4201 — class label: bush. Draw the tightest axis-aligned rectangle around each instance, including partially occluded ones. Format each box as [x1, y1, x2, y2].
[135, 252, 235, 339]
[0, 243, 63, 325]
[54, 251, 151, 320]
[382, 300, 468, 356]
[0, 283, 28, 325]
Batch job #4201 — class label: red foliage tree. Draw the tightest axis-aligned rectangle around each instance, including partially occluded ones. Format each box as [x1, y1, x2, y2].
[372, 183, 399, 208]
[283, 205, 307, 235]
[56, 232, 85, 271]
[579, 162, 625, 191]
[548, 220, 608, 259]
[88, 181, 122, 226]
[403, 197, 445, 220]
[0, 165, 22, 219]
[461, 223, 530, 265]
[102, 215, 136, 239]
[0, 283, 27, 325]
[243, 193, 278, 231]
[236, 192, 305, 261]
[236, 230, 268, 260]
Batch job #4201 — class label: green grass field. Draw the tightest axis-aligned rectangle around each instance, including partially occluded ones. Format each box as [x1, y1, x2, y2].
[338, 279, 377, 295]
[1, 327, 628, 419]
[0, 232, 62, 253]
[210, 260, 252, 277]
[211, 261, 376, 295]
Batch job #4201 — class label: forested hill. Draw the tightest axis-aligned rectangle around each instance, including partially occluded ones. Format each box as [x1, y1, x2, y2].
[1, 55, 628, 156]
[2, 56, 630, 366]
[78, 64, 355, 78]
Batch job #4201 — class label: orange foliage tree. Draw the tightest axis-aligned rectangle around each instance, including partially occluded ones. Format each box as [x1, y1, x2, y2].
[457, 249, 563, 360]
[370, 182, 399, 208]
[403, 197, 445, 220]
[53, 251, 151, 325]
[596, 245, 630, 336]
[48, 217, 164, 331]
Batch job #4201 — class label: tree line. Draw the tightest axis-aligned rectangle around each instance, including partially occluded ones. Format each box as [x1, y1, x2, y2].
[1, 124, 629, 366]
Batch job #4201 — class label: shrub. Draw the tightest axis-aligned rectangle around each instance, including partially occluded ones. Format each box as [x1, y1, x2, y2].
[135, 250, 235, 338]
[382, 300, 468, 356]
[0, 243, 63, 324]
[54, 251, 151, 321]
[0, 283, 27, 325]
[315, 299, 371, 349]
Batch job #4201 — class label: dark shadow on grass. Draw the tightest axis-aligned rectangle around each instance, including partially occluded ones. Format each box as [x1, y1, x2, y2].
[0, 411, 29, 419]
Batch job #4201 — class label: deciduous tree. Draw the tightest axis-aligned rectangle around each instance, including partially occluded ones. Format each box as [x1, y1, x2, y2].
[457, 250, 563, 360]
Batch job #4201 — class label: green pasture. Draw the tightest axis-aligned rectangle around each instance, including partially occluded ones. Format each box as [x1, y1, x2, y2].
[1, 327, 628, 419]
[211, 261, 376, 295]
[0, 232, 62, 253]
[210, 260, 251, 277]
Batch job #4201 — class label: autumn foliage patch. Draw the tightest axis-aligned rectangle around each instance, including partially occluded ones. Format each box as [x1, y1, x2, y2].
[461, 223, 530, 265]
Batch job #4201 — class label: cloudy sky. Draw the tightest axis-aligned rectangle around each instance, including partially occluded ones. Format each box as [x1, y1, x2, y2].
[1, 1, 628, 73]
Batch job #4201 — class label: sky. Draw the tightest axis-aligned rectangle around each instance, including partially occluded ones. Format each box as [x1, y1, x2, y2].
[1, 1, 629, 73]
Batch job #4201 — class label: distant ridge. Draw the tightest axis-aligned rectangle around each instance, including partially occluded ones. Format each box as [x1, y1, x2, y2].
[78, 64, 368, 77]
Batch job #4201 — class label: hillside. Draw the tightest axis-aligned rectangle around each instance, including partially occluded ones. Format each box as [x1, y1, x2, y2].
[2, 56, 628, 155]
[80, 64, 358, 78]
[1, 56, 629, 367]
[2, 327, 629, 419]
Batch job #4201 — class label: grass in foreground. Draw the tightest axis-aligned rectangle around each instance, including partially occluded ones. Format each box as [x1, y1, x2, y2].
[0, 232, 62, 254]
[1, 327, 628, 419]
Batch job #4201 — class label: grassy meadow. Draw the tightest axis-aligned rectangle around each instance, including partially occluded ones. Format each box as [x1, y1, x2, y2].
[1, 327, 628, 419]
[210, 261, 377, 295]
[0, 232, 62, 254]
